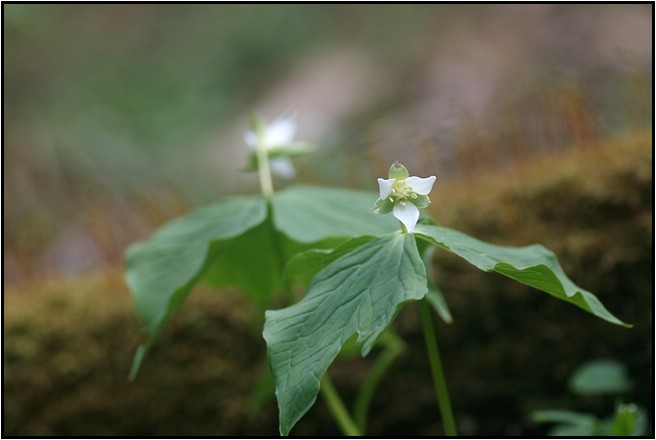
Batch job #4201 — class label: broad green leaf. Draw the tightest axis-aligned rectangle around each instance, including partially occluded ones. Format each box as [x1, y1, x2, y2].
[568, 358, 632, 396]
[422, 246, 453, 324]
[284, 236, 375, 285]
[263, 233, 427, 435]
[203, 217, 282, 311]
[125, 196, 267, 379]
[272, 185, 399, 243]
[415, 224, 630, 327]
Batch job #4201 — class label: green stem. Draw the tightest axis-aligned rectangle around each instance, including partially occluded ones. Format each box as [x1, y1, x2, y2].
[320, 375, 362, 436]
[266, 201, 295, 305]
[353, 331, 404, 433]
[419, 298, 458, 436]
[255, 137, 294, 304]
[256, 140, 274, 199]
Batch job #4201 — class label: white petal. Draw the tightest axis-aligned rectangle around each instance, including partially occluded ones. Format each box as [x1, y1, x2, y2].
[406, 176, 436, 195]
[378, 178, 395, 199]
[264, 112, 296, 147]
[244, 131, 258, 150]
[393, 201, 420, 233]
[270, 157, 296, 179]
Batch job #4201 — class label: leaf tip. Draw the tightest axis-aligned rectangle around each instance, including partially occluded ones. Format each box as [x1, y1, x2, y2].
[128, 344, 149, 382]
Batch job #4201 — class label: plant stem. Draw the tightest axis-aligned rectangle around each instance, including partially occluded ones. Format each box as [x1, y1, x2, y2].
[320, 375, 362, 436]
[419, 298, 458, 436]
[353, 331, 404, 433]
[266, 202, 296, 305]
[256, 140, 274, 199]
[254, 137, 295, 304]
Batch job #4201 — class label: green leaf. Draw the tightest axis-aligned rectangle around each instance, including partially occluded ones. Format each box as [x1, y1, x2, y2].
[422, 246, 453, 324]
[272, 185, 399, 243]
[610, 403, 646, 436]
[568, 358, 632, 396]
[284, 236, 375, 285]
[415, 224, 631, 328]
[549, 424, 597, 436]
[203, 216, 282, 311]
[125, 196, 267, 379]
[263, 233, 427, 435]
[532, 409, 597, 426]
[532, 409, 599, 436]
[353, 330, 405, 433]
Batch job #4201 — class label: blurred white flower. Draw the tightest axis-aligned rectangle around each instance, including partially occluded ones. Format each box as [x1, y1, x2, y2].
[244, 111, 296, 150]
[245, 112, 316, 179]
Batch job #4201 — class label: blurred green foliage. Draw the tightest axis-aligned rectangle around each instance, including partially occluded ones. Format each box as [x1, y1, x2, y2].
[568, 359, 632, 396]
[533, 404, 647, 436]
[3, 4, 442, 172]
[532, 359, 646, 436]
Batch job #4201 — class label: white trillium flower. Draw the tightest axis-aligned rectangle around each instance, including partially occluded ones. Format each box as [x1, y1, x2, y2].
[372, 162, 436, 233]
[244, 111, 297, 151]
[244, 112, 298, 179]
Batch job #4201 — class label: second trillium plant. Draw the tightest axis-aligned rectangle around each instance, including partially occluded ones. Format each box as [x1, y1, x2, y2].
[125, 111, 631, 436]
[244, 111, 299, 179]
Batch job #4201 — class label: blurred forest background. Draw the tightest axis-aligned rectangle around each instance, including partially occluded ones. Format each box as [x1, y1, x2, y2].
[3, 4, 653, 436]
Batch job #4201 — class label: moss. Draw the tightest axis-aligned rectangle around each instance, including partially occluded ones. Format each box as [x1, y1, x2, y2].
[4, 131, 652, 436]
[4, 273, 277, 436]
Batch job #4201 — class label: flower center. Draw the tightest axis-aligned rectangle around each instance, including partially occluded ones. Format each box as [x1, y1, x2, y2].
[391, 179, 415, 201]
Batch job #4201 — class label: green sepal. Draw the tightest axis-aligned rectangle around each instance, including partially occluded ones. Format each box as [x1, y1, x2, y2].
[411, 194, 431, 209]
[388, 161, 409, 179]
[371, 196, 394, 214]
